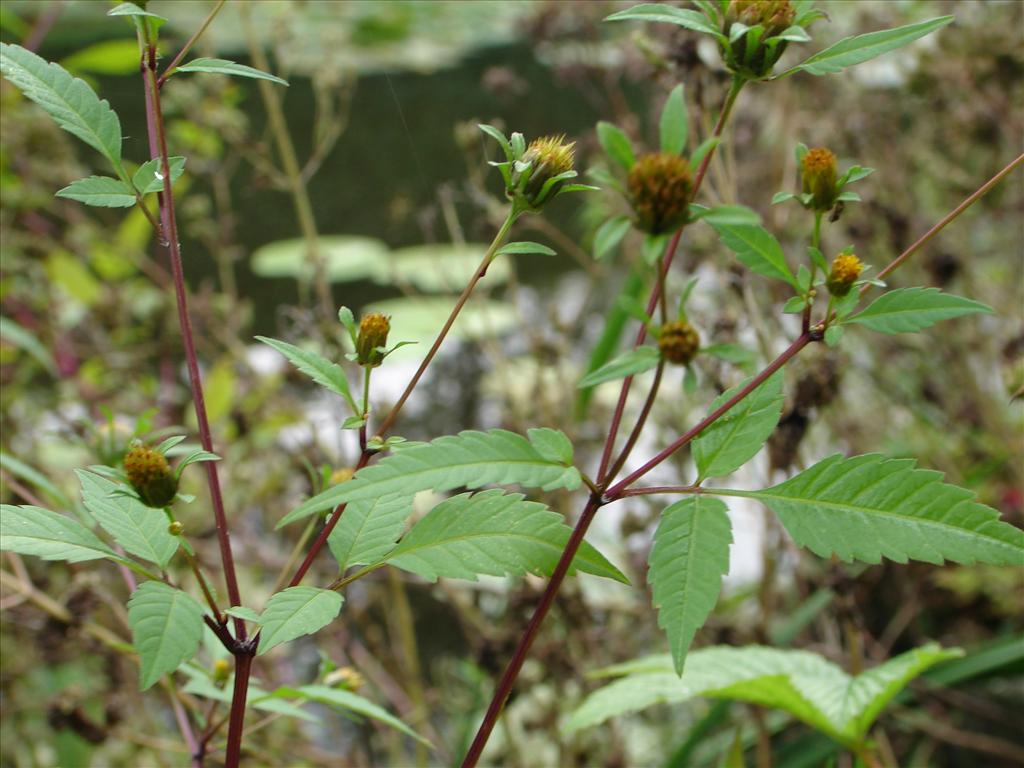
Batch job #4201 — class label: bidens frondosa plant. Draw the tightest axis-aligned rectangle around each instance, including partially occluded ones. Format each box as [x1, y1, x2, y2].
[0, 3, 1021, 768]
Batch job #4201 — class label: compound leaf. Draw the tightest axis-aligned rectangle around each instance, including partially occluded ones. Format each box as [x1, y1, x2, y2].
[328, 494, 411, 572]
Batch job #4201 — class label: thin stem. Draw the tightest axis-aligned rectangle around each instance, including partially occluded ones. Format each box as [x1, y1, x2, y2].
[157, 0, 227, 88]
[874, 152, 1024, 282]
[140, 42, 245, 633]
[803, 211, 823, 333]
[374, 211, 517, 438]
[603, 359, 664, 482]
[461, 496, 602, 768]
[163, 679, 202, 768]
[693, 75, 744, 193]
[182, 544, 224, 624]
[616, 484, 703, 498]
[606, 332, 812, 497]
[223, 652, 254, 768]
[327, 561, 384, 592]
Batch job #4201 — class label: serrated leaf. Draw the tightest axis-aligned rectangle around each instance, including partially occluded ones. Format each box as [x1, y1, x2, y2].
[567, 643, 960, 744]
[255, 336, 358, 412]
[787, 16, 954, 76]
[175, 57, 288, 86]
[282, 429, 582, 526]
[386, 490, 628, 583]
[128, 582, 204, 690]
[594, 215, 632, 261]
[711, 223, 798, 288]
[526, 427, 574, 465]
[605, 4, 723, 38]
[596, 121, 635, 171]
[577, 346, 660, 388]
[690, 204, 761, 226]
[0, 43, 123, 172]
[56, 175, 136, 207]
[734, 454, 1024, 565]
[223, 606, 261, 623]
[659, 84, 687, 154]
[845, 287, 994, 334]
[649, 498, 732, 674]
[132, 156, 186, 194]
[285, 685, 431, 746]
[496, 241, 556, 256]
[77, 470, 178, 567]
[258, 587, 343, 655]
[0, 504, 120, 563]
[328, 494, 411, 572]
[693, 371, 784, 481]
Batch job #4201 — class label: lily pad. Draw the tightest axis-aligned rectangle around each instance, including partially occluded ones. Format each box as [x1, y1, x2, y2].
[381, 243, 510, 292]
[252, 236, 389, 283]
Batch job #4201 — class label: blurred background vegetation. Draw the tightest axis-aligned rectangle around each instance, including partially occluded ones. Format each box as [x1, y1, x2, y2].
[0, 1, 1021, 766]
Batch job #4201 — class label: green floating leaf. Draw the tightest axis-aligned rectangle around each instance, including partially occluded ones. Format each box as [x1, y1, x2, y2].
[386, 490, 628, 583]
[284, 685, 431, 746]
[77, 470, 178, 567]
[845, 287, 994, 334]
[734, 454, 1024, 566]
[577, 346, 660, 389]
[711, 222, 798, 288]
[659, 84, 688, 155]
[252, 235, 389, 283]
[175, 57, 288, 86]
[787, 16, 954, 77]
[568, 643, 961, 745]
[596, 121, 635, 171]
[132, 155, 186, 194]
[0, 43, 123, 172]
[56, 176, 136, 207]
[496, 241, 556, 256]
[0, 316, 57, 375]
[0, 504, 119, 563]
[383, 243, 508, 292]
[258, 587, 343, 655]
[282, 429, 582, 527]
[605, 4, 723, 39]
[693, 371, 784, 481]
[329, 494, 411, 572]
[255, 336, 358, 413]
[128, 581, 204, 690]
[649, 498, 732, 674]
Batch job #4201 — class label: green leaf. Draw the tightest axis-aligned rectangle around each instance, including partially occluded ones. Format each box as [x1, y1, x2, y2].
[732, 454, 1024, 565]
[605, 4, 724, 38]
[223, 606, 262, 623]
[175, 57, 288, 86]
[107, 2, 166, 22]
[285, 685, 431, 746]
[258, 587, 344, 655]
[845, 287, 994, 334]
[772, 191, 798, 205]
[567, 643, 960, 744]
[0, 43, 123, 173]
[0, 504, 120, 563]
[328, 494, 411, 572]
[596, 121, 635, 171]
[132, 156, 186, 194]
[690, 204, 761, 226]
[693, 371, 784, 481]
[711, 223, 798, 288]
[577, 346, 660, 388]
[594, 215, 632, 261]
[255, 336, 358, 413]
[649, 498, 732, 675]
[478, 124, 512, 162]
[128, 581, 204, 690]
[386, 490, 628, 583]
[496, 241, 556, 256]
[659, 84, 688, 155]
[281, 429, 582, 526]
[56, 176, 136, 207]
[690, 136, 721, 170]
[0, 317, 57, 375]
[0, 453, 70, 507]
[77, 470, 178, 567]
[703, 343, 757, 371]
[824, 325, 843, 347]
[786, 16, 954, 76]
[526, 427, 574, 465]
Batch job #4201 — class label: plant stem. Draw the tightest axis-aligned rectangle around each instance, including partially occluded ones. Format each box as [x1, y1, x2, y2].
[617, 484, 703, 497]
[157, 0, 227, 88]
[223, 652, 254, 768]
[803, 211, 822, 332]
[374, 211, 517, 439]
[181, 544, 224, 624]
[139, 38, 244, 631]
[460, 495, 602, 768]
[603, 359, 664, 482]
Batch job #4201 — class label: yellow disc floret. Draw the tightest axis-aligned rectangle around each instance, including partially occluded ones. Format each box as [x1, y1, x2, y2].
[124, 444, 179, 508]
[826, 253, 864, 297]
[356, 313, 391, 368]
[801, 147, 838, 212]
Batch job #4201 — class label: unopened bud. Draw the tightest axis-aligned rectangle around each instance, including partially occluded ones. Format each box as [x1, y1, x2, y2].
[124, 444, 178, 508]
[168, 521, 184, 536]
[213, 658, 231, 686]
[658, 321, 701, 365]
[627, 153, 693, 235]
[510, 135, 575, 211]
[723, 0, 797, 77]
[325, 666, 364, 691]
[826, 253, 863, 297]
[801, 148, 838, 212]
[356, 313, 391, 368]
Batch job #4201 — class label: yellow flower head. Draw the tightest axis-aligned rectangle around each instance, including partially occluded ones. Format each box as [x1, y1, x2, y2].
[801, 147, 838, 211]
[356, 313, 391, 368]
[827, 253, 864, 297]
[124, 444, 178, 508]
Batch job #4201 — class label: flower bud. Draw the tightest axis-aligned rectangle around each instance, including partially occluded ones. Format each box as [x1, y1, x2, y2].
[213, 658, 231, 687]
[355, 313, 391, 368]
[124, 444, 179, 508]
[325, 666, 364, 691]
[658, 321, 701, 365]
[723, 0, 797, 78]
[168, 521, 184, 536]
[801, 148, 838, 212]
[627, 153, 693, 235]
[826, 253, 863, 297]
[510, 135, 575, 211]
